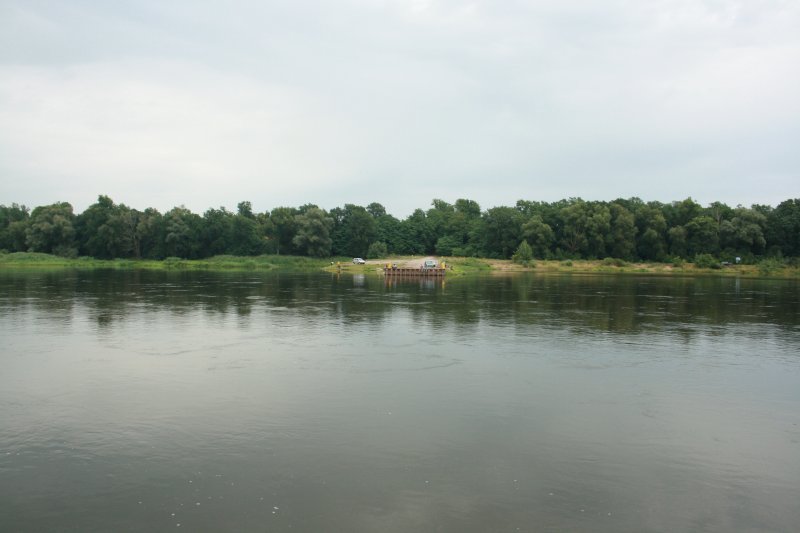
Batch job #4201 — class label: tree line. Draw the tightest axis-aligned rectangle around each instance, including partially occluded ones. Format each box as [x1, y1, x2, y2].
[1, 195, 798, 262]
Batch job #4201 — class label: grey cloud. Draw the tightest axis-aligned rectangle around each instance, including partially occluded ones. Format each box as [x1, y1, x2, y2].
[1, 0, 798, 215]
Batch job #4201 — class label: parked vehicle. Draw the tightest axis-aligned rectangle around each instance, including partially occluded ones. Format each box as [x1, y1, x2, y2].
[353, 258, 366, 265]
[422, 259, 438, 269]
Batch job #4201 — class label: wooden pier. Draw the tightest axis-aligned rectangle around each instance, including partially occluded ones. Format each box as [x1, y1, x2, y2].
[383, 266, 446, 277]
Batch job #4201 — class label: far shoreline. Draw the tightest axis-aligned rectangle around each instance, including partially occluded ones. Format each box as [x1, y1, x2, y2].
[1, 252, 797, 279]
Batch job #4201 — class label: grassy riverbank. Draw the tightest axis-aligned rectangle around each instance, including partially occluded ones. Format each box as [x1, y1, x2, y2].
[2, 252, 797, 278]
[439, 256, 799, 278]
[0, 252, 340, 271]
[336, 255, 799, 278]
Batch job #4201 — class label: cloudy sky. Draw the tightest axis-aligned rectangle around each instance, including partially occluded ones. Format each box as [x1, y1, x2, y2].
[1, 0, 798, 217]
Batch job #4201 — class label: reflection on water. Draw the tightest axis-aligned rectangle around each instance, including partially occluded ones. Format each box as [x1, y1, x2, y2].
[0, 270, 798, 532]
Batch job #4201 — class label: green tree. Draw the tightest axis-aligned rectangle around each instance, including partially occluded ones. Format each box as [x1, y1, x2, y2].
[521, 215, 554, 258]
[366, 241, 388, 259]
[447, 198, 483, 255]
[0, 203, 30, 252]
[585, 203, 612, 258]
[269, 207, 299, 255]
[75, 195, 114, 258]
[559, 200, 610, 258]
[237, 201, 254, 219]
[435, 235, 461, 256]
[685, 216, 719, 256]
[399, 209, 433, 254]
[426, 199, 455, 243]
[707, 201, 733, 226]
[766, 199, 800, 257]
[665, 197, 702, 228]
[635, 204, 667, 261]
[332, 204, 377, 257]
[366, 202, 386, 218]
[559, 200, 590, 257]
[375, 213, 408, 254]
[668, 225, 688, 258]
[202, 207, 234, 256]
[454, 198, 481, 218]
[609, 203, 637, 260]
[230, 213, 264, 256]
[75, 195, 138, 258]
[719, 207, 767, 257]
[512, 239, 534, 265]
[482, 206, 523, 258]
[137, 208, 165, 259]
[293, 207, 334, 257]
[26, 202, 77, 256]
[163, 206, 202, 258]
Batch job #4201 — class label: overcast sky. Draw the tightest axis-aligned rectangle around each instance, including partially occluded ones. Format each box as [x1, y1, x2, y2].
[1, 0, 798, 217]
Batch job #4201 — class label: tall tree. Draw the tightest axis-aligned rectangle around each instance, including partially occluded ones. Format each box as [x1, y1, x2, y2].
[76, 195, 137, 258]
[766, 199, 800, 257]
[685, 216, 719, 256]
[521, 215, 554, 258]
[374, 213, 407, 254]
[230, 213, 263, 256]
[332, 204, 377, 257]
[635, 203, 667, 261]
[399, 209, 433, 254]
[137, 208, 165, 259]
[609, 203, 637, 259]
[0, 203, 29, 252]
[293, 207, 334, 257]
[482, 206, 523, 258]
[719, 207, 767, 257]
[269, 207, 299, 255]
[665, 197, 702, 228]
[559, 200, 611, 257]
[163, 206, 202, 258]
[366, 202, 387, 218]
[202, 208, 234, 256]
[26, 202, 77, 256]
[668, 226, 688, 258]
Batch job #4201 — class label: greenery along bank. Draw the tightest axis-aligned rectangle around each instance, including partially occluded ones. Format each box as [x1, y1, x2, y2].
[1, 196, 799, 264]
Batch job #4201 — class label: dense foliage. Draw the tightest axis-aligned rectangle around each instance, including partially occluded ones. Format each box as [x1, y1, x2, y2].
[2, 195, 798, 263]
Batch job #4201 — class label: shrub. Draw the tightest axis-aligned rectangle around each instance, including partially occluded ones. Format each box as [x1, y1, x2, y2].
[366, 241, 388, 259]
[668, 256, 684, 267]
[758, 258, 785, 275]
[602, 257, 628, 267]
[693, 253, 721, 269]
[434, 235, 460, 256]
[163, 256, 186, 269]
[512, 240, 534, 266]
[52, 245, 78, 259]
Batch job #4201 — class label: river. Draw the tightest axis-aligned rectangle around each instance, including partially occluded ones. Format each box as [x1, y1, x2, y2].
[1, 270, 798, 532]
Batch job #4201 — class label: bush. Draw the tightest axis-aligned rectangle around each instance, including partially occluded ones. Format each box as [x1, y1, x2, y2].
[435, 235, 460, 256]
[668, 256, 684, 267]
[163, 256, 186, 269]
[512, 240, 534, 266]
[366, 241, 388, 259]
[758, 258, 785, 275]
[693, 254, 721, 269]
[52, 245, 78, 259]
[602, 257, 628, 267]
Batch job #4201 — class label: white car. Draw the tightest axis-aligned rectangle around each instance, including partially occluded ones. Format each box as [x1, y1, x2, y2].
[352, 258, 366, 265]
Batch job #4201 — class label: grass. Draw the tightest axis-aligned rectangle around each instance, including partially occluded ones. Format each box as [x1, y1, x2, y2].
[0, 252, 343, 271]
[494, 258, 797, 278]
[2, 252, 797, 278]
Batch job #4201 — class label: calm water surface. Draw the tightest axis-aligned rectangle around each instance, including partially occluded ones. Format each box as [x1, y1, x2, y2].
[1, 270, 798, 532]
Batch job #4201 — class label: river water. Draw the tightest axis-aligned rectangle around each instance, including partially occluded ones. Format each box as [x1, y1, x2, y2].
[1, 270, 798, 532]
